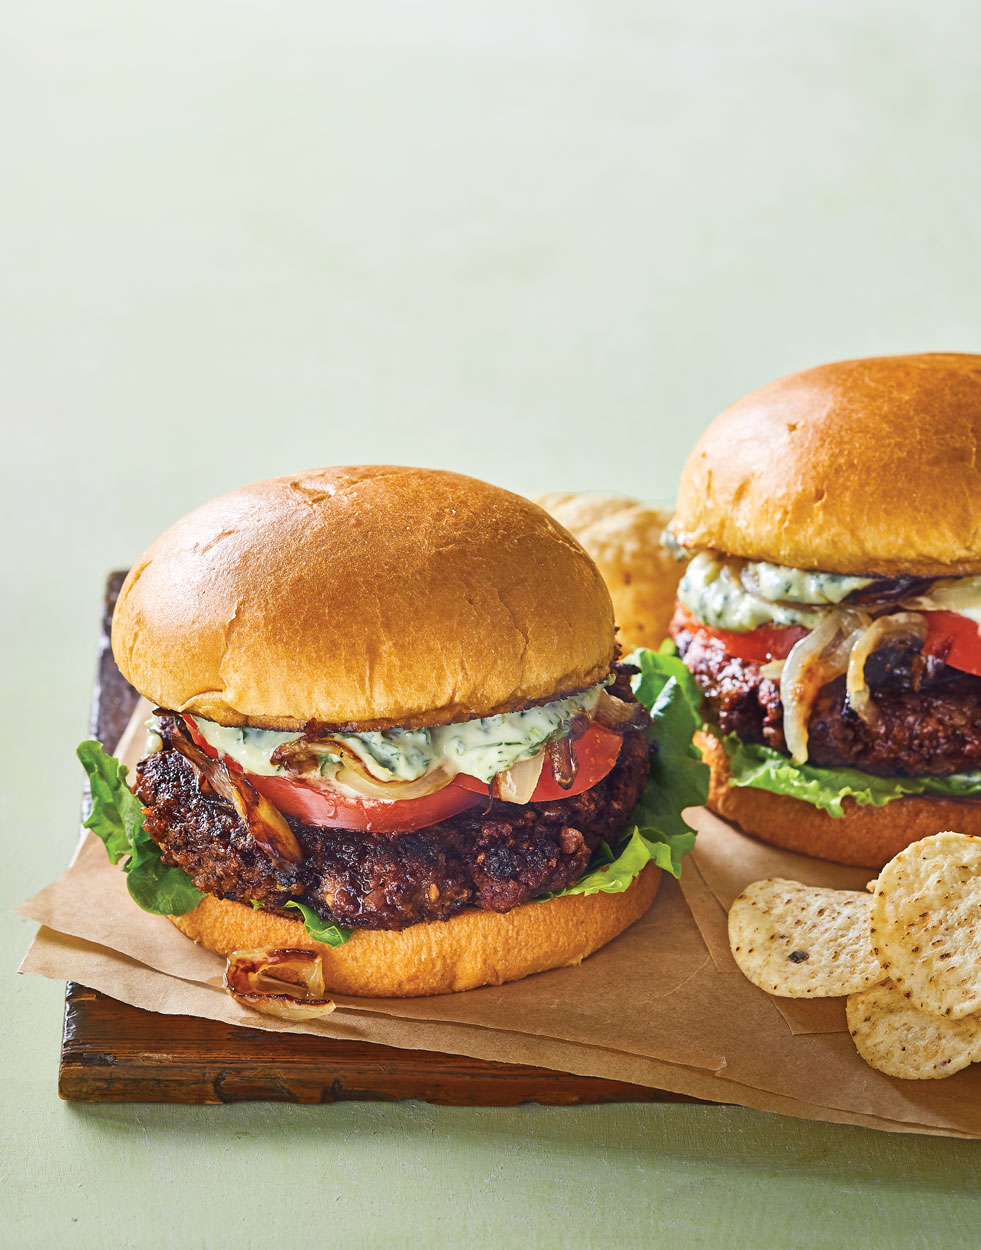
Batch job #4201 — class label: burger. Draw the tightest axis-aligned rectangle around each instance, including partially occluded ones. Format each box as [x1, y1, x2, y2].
[79, 466, 703, 999]
[667, 352, 981, 869]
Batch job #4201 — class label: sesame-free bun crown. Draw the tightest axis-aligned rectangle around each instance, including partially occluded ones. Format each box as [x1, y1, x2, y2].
[112, 466, 616, 730]
[671, 353, 981, 576]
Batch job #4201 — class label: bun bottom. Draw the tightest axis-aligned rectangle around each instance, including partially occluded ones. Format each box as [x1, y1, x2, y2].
[696, 731, 981, 869]
[169, 864, 661, 998]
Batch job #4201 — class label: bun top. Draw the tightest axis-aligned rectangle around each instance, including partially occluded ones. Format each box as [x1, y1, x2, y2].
[112, 466, 616, 730]
[670, 353, 981, 576]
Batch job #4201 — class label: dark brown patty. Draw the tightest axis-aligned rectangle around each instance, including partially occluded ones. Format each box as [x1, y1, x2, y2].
[135, 721, 650, 932]
[674, 626, 981, 777]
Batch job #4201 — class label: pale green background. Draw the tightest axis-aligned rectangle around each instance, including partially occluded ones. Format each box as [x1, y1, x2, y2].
[4, 3, 981, 1247]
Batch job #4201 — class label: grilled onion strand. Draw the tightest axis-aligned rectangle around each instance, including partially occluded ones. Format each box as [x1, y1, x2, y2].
[845, 612, 927, 726]
[224, 948, 336, 1021]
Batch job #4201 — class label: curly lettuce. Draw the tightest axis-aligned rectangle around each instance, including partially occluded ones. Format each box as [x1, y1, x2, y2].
[721, 734, 981, 818]
[555, 643, 708, 895]
[283, 900, 351, 948]
[77, 740, 205, 916]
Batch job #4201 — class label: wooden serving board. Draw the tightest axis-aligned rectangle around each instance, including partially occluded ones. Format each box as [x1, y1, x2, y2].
[60, 574, 689, 1105]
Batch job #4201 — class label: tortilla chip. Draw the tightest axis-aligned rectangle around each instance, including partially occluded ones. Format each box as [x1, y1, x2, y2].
[847, 980, 981, 1079]
[871, 832, 981, 1020]
[728, 878, 881, 997]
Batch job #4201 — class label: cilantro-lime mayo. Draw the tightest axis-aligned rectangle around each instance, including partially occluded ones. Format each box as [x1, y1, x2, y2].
[910, 576, 981, 627]
[168, 683, 607, 786]
[678, 551, 874, 632]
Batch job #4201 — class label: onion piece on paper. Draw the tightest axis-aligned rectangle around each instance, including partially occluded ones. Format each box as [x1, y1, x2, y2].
[224, 948, 336, 1021]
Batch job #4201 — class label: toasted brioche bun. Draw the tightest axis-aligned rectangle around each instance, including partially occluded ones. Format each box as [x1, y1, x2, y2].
[697, 731, 981, 869]
[532, 492, 681, 651]
[671, 353, 981, 576]
[112, 466, 615, 730]
[169, 865, 660, 997]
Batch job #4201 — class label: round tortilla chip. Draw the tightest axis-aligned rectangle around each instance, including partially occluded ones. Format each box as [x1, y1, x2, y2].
[847, 980, 981, 1079]
[871, 832, 981, 1021]
[728, 878, 881, 997]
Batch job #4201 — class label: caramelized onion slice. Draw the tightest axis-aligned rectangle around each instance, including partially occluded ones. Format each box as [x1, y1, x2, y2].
[332, 762, 455, 801]
[272, 738, 455, 801]
[779, 615, 839, 765]
[845, 612, 927, 725]
[547, 734, 579, 790]
[779, 610, 871, 765]
[225, 779, 305, 868]
[224, 948, 335, 1021]
[170, 724, 303, 868]
[593, 690, 644, 730]
[495, 750, 546, 803]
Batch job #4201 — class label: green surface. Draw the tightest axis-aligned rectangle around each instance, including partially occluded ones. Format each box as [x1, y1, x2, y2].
[4, 2, 981, 1246]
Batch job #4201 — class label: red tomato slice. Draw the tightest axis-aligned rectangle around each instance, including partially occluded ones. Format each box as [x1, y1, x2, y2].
[452, 722, 623, 803]
[673, 606, 808, 662]
[680, 604, 981, 677]
[248, 772, 483, 833]
[923, 610, 981, 677]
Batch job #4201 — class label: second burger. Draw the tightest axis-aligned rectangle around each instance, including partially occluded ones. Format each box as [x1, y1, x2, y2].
[668, 352, 981, 868]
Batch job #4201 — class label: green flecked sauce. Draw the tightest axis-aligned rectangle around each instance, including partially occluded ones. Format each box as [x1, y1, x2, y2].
[910, 576, 981, 627]
[677, 551, 875, 632]
[166, 683, 607, 787]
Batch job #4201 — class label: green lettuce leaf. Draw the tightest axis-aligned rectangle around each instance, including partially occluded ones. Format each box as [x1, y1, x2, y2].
[283, 900, 352, 948]
[77, 739, 353, 943]
[722, 734, 981, 818]
[554, 645, 708, 895]
[558, 827, 689, 896]
[630, 638, 704, 722]
[77, 740, 205, 916]
[632, 644, 709, 843]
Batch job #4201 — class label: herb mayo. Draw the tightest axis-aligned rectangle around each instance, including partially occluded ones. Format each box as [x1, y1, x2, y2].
[909, 576, 981, 627]
[156, 684, 607, 787]
[678, 551, 874, 632]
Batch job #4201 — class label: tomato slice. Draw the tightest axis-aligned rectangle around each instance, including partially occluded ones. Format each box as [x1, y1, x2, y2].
[923, 610, 981, 677]
[673, 606, 808, 663]
[248, 771, 483, 833]
[452, 722, 623, 803]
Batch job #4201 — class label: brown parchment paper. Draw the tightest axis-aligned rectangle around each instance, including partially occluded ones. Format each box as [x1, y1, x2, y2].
[16, 707, 981, 1136]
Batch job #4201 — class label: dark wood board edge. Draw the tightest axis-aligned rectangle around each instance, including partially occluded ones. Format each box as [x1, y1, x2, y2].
[58, 572, 701, 1105]
[62, 985, 689, 1106]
